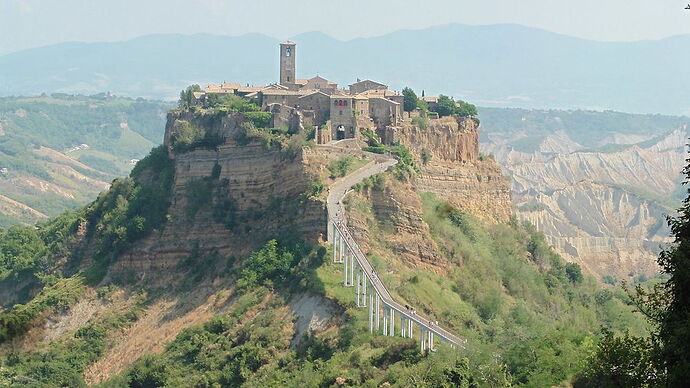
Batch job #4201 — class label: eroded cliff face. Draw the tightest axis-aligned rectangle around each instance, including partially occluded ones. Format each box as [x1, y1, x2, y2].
[396, 116, 479, 162]
[482, 126, 687, 280]
[347, 180, 448, 273]
[397, 116, 513, 224]
[116, 111, 326, 272]
[519, 181, 671, 279]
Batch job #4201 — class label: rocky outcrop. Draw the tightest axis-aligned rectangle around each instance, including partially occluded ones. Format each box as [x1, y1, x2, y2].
[518, 181, 672, 279]
[394, 116, 512, 224]
[346, 180, 449, 273]
[396, 116, 479, 163]
[115, 111, 327, 272]
[482, 125, 688, 279]
[416, 159, 513, 224]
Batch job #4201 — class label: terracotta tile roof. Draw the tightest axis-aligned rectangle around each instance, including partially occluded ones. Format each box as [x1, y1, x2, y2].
[349, 79, 387, 88]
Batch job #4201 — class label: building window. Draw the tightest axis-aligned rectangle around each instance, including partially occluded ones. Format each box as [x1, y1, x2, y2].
[287, 76, 291, 82]
[286, 47, 291, 57]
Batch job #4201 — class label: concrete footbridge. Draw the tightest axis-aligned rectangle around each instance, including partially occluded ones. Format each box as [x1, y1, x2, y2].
[325, 150, 465, 352]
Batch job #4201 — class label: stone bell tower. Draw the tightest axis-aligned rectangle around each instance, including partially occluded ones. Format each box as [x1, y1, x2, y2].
[279, 41, 296, 86]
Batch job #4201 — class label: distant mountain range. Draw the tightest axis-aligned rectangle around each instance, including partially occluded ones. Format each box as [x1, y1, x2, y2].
[0, 24, 688, 114]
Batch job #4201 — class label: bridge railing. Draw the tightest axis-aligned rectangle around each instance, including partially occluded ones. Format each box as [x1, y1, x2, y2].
[329, 216, 465, 350]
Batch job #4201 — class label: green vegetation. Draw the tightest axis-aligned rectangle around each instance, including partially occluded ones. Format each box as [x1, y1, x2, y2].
[575, 157, 690, 386]
[327, 156, 354, 178]
[478, 107, 690, 149]
[361, 143, 417, 180]
[432, 95, 478, 118]
[517, 201, 547, 212]
[1, 291, 147, 387]
[0, 95, 172, 226]
[416, 99, 430, 114]
[340, 191, 650, 386]
[244, 111, 272, 128]
[86, 146, 174, 270]
[169, 120, 205, 152]
[178, 84, 201, 109]
[205, 93, 260, 112]
[420, 148, 432, 165]
[0, 276, 85, 343]
[402, 87, 418, 112]
[411, 115, 429, 130]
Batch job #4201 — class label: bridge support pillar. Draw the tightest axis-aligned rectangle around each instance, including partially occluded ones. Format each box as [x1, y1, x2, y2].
[339, 231, 344, 263]
[343, 243, 348, 286]
[389, 307, 395, 336]
[382, 305, 388, 336]
[368, 291, 374, 332]
[401, 316, 406, 338]
[361, 273, 367, 307]
[349, 248, 354, 286]
[332, 226, 337, 263]
[356, 269, 361, 307]
[375, 296, 380, 331]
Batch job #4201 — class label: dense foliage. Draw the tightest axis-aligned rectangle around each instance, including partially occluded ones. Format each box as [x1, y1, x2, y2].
[432, 95, 478, 118]
[402, 87, 418, 112]
[327, 155, 354, 178]
[178, 84, 201, 109]
[0, 95, 171, 225]
[343, 190, 649, 386]
[85, 146, 174, 269]
[576, 153, 690, 386]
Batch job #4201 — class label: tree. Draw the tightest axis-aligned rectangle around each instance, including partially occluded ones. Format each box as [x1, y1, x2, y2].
[575, 329, 659, 387]
[656, 154, 690, 385]
[565, 262, 583, 283]
[402, 87, 418, 112]
[434, 95, 456, 117]
[578, 150, 690, 386]
[178, 84, 201, 109]
[442, 358, 478, 388]
[456, 100, 478, 117]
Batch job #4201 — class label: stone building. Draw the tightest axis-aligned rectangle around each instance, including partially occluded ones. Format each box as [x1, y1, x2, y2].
[197, 41, 424, 143]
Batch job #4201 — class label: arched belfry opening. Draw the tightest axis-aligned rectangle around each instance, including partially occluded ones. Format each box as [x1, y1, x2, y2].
[279, 41, 296, 86]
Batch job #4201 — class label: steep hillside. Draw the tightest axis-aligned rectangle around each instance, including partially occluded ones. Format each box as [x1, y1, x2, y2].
[2, 25, 690, 114]
[480, 108, 688, 281]
[0, 95, 171, 227]
[0, 106, 649, 387]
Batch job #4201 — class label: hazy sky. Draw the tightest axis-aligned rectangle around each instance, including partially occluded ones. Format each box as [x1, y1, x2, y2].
[1, 0, 689, 55]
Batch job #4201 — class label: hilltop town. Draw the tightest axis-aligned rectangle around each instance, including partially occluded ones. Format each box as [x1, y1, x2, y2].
[192, 41, 463, 144]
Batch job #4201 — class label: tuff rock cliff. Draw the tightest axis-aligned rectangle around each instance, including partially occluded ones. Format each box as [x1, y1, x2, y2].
[117, 110, 328, 272]
[398, 116, 512, 224]
[482, 125, 687, 280]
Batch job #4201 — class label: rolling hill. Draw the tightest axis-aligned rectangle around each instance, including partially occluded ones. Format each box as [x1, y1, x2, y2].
[0, 24, 689, 114]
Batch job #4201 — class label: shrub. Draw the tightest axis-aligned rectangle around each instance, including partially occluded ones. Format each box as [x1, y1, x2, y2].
[566, 262, 584, 283]
[170, 120, 205, 152]
[205, 94, 260, 112]
[420, 148, 432, 165]
[411, 116, 428, 130]
[238, 240, 299, 289]
[244, 111, 272, 128]
[328, 156, 354, 178]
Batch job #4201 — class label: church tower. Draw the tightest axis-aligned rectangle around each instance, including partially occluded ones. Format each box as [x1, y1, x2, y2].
[279, 41, 296, 86]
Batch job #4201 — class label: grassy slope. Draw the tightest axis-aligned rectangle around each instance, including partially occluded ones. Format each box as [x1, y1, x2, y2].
[0, 146, 651, 387]
[0, 95, 172, 227]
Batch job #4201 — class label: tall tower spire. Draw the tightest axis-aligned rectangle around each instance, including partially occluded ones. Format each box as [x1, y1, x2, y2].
[279, 41, 296, 86]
